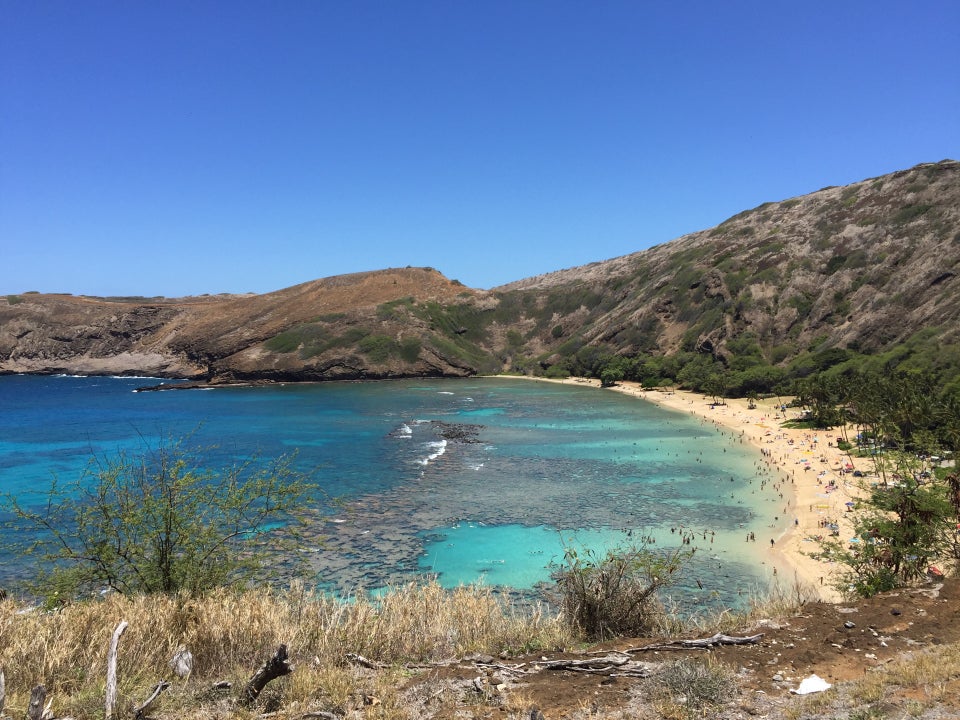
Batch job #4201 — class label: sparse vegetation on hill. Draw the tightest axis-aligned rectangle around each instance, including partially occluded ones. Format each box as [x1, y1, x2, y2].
[3, 161, 960, 390]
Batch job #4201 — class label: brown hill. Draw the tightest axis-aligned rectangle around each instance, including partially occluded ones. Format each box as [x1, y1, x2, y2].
[493, 159, 960, 365]
[2, 160, 959, 383]
[0, 267, 482, 380]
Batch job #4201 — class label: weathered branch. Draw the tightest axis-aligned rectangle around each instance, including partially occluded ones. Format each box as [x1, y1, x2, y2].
[105, 620, 128, 720]
[132, 681, 170, 720]
[535, 654, 631, 672]
[531, 654, 651, 677]
[345, 652, 382, 670]
[26, 684, 46, 720]
[626, 632, 764, 652]
[474, 661, 529, 675]
[239, 644, 293, 707]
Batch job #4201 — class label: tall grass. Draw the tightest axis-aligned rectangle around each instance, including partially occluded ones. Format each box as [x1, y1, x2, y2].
[0, 582, 570, 718]
[0, 571, 825, 719]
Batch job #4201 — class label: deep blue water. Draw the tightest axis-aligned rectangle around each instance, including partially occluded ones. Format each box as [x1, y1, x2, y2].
[0, 375, 786, 605]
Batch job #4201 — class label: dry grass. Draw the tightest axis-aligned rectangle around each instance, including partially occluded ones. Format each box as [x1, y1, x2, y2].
[644, 656, 740, 719]
[672, 575, 819, 637]
[0, 581, 570, 719]
[846, 642, 960, 711]
[781, 642, 960, 720]
[4, 577, 960, 719]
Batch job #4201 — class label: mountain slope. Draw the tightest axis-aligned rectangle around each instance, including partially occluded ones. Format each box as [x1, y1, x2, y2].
[2, 160, 959, 383]
[492, 159, 960, 365]
[0, 268, 485, 380]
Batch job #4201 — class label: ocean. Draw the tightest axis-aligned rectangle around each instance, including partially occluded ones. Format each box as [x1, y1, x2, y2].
[0, 375, 786, 607]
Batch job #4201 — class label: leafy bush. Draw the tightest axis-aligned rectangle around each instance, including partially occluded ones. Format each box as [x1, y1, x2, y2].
[376, 297, 415, 319]
[264, 329, 304, 353]
[357, 334, 398, 363]
[543, 363, 570, 379]
[399, 337, 421, 363]
[3, 440, 315, 598]
[892, 204, 932, 225]
[552, 542, 690, 639]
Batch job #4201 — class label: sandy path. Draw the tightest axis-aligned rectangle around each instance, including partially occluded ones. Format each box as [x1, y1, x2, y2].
[514, 376, 868, 601]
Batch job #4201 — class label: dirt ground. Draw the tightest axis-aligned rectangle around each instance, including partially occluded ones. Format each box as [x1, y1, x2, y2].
[399, 579, 960, 719]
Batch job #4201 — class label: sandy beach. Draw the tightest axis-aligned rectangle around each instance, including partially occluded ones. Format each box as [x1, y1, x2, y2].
[529, 376, 868, 602]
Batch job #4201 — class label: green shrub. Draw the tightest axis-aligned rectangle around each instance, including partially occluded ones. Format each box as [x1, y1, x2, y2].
[543, 364, 570, 379]
[399, 337, 421, 363]
[2, 440, 314, 597]
[357, 334, 397, 363]
[264, 329, 304, 353]
[552, 542, 690, 639]
[376, 297, 415, 319]
[892, 204, 932, 225]
[505, 329, 523, 348]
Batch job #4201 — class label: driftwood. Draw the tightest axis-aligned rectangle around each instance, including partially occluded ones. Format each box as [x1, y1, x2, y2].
[132, 681, 170, 720]
[26, 684, 47, 720]
[345, 652, 383, 670]
[535, 655, 630, 672]
[475, 661, 529, 675]
[0, 668, 5, 717]
[105, 620, 128, 720]
[239, 645, 293, 707]
[532, 654, 651, 678]
[626, 632, 764, 652]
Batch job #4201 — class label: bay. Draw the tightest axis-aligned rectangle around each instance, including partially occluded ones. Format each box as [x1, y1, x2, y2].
[0, 375, 786, 607]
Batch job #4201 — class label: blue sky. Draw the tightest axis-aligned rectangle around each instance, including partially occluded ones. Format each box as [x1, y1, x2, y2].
[2, 1, 958, 297]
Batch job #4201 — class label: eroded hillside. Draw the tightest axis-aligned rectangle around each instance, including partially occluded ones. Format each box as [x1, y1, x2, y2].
[0, 268, 486, 380]
[494, 159, 960, 366]
[2, 160, 959, 383]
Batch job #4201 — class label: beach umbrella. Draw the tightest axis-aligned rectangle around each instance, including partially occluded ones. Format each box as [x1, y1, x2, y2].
[845, 501, 855, 507]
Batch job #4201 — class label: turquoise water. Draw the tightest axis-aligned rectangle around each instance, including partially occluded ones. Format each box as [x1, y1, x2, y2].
[0, 375, 786, 605]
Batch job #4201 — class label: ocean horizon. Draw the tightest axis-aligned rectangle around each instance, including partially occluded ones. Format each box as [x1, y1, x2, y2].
[0, 374, 786, 607]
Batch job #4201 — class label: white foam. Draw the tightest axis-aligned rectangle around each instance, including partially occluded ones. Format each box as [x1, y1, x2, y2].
[416, 439, 447, 465]
[438, 391, 454, 395]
